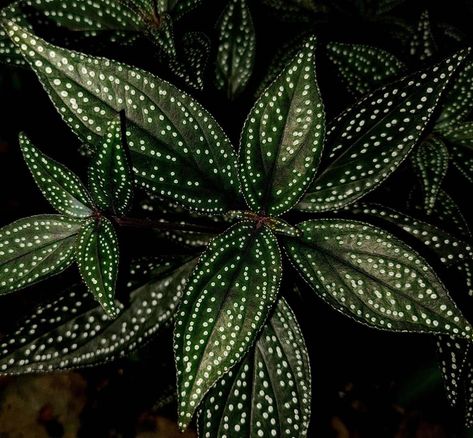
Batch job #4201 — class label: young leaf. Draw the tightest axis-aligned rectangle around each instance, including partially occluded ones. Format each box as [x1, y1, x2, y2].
[146, 13, 176, 58]
[0, 215, 82, 295]
[199, 298, 311, 437]
[239, 36, 325, 217]
[19, 133, 94, 218]
[411, 136, 449, 214]
[284, 219, 473, 338]
[215, 0, 256, 99]
[435, 61, 473, 131]
[297, 50, 469, 213]
[4, 22, 239, 214]
[88, 117, 133, 215]
[327, 42, 405, 96]
[76, 218, 119, 317]
[0, 256, 197, 374]
[174, 221, 282, 429]
[409, 10, 436, 62]
[441, 122, 473, 183]
[436, 335, 470, 407]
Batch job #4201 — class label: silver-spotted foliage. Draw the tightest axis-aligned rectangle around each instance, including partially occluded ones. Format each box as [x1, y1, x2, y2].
[0, 0, 473, 435]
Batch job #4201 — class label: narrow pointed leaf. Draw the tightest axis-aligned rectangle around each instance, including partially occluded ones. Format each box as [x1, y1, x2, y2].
[19, 133, 94, 218]
[0, 215, 82, 294]
[76, 218, 119, 317]
[431, 190, 471, 238]
[174, 221, 282, 429]
[147, 13, 176, 58]
[284, 219, 473, 338]
[436, 335, 469, 407]
[435, 61, 473, 131]
[240, 36, 325, 216]
[410, 10, 436, 61]
[88, 117, 133, 215]
[4, 22, 239, 214]
[0, 256, 197, 374]
[297, 50, 469, 213]
[441, 122, 473, 183]
[199, 298, 311, 438]
[327, 42, 405, 96]
[411, 136, 449, 214]
[215, 0, 256, 99]
[0, 3, 29, 67]
[465, 358, 473, 427]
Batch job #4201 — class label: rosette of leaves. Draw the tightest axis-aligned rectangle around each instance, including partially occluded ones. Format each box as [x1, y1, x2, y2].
[327, 37, 473, 214]
[3, 20, 473, 436]
[0, 116, 133, 317]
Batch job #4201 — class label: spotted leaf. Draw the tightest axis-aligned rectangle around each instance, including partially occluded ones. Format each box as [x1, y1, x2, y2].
[4, 22, 239, 214]
[240, 36, 325, 217]
[0, 215, 82, 295]
[199, 298, 311, 438]
[430, 190, 471, 238]
[215, 0, 256, 99]
[409, 10, 436, 62]
[0, 2, 29, 67]
[174, 221, 282, 429]
[19, 133, 94, 218]
[76, 218, 119, 317]
[435, 62, 473, 131]
[436, 335, 470, 407]
[297, 50, 469, 213]
[411, 136, 449, 214]
[327, 42, 405, 96]
[153, 0, 204, 20]
[0, 256, 197, 374]
[284, 219, 473, 338]
[88, 117, 133, 215]
[441, 122, 473, 183]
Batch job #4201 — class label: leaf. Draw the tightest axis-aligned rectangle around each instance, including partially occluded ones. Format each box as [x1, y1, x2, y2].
[146, 13, 176, 58]
[165, 0, 205, 20]
[327, 42, 405, 96]
[88, 117, 133, 215]
[296, 50, 469, 213]
[409, 10, 436, 62]
[431, 190, 471, 238]
[4, 22, 240, 214]
[435, 61, 473, 131]
[441, 122, 473, 183]
[284, 219, 473, 338]
[215, 0, 256, 99]
[174, 221, 282, 429]
[0, 2, 29, 67]
[436, 335, 470, 407]
[465, 359, 473, 427]
[411, 136, 449, 214]
[0, 215, 82, 295]
[19, 133, 94, 218]
[239, 36, 325, 217]
[374, 0, 406, 15]
[0, 256, 197, 374]
[199, 298, 311, 438]
[76, 218, 119, 317]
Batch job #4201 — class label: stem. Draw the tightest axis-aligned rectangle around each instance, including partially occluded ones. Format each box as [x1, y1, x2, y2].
[152, 0, 161, 27]
[113, 216, 221, 234]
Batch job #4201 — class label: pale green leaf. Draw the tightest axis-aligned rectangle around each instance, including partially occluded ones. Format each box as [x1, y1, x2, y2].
[19, 133, 94, 218]
[215, 0, 256, 99]
[174, 221, 282, 429]
[4, 22, 239, 213]
[240, 36, 325, 217]
[199, 298, 311, 438]
[284, 219, 473, 338]
[0, 215, 82, 295]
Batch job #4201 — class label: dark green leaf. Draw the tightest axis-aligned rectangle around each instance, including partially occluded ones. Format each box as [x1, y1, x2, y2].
[76, 218, 119, 317]
[431, 190, 471, 238]
[4, 22, 239, 214]
[19, 133, 94, 218]
[0, 215, 82, 295]
[327, 42, 405, 96]
[0, 256, 197, 373]
[409, 10, 436, 62]
[146, 13, 176, 58]
[441, 122, 473, 183]
[0, 3, 29, 67]
[411, 136, 449, 214]
[240, 36, 325, 216]
[284, 219, 473, 337]
[156, 0, 205, 20]
[88, 117, 133, 215]
[215, 0, 256, 99]
[174, 221, 282, 429]
[199, 298, 311, 437]
[297, 50, 469, 213]
[435, 62, 473, 131]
